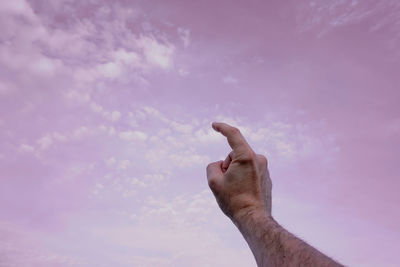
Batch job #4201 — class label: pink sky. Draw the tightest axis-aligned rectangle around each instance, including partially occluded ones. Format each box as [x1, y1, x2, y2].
[0, 0, 399, 266]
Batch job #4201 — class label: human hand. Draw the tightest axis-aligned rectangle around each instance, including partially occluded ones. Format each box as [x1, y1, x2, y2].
[206, 122, 272, 222]
[207, 123, 344, 267]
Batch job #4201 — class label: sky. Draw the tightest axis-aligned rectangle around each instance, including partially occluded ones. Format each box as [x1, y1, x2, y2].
[0, 0, 399, 266]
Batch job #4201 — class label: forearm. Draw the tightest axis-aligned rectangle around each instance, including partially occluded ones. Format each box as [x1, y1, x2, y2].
[233, 209, 344, 267]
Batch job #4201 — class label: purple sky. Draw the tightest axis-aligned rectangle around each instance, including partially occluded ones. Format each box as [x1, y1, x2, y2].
[1, 0, 399, 266]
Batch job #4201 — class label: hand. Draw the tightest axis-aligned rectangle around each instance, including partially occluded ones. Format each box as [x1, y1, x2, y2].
[206, 122, 272, 222]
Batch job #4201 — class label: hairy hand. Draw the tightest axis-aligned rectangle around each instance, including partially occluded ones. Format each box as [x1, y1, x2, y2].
[206, 122, 272, 222]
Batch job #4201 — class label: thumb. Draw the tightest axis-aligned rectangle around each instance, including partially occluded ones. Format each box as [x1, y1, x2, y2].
[206, 160, 224, 192]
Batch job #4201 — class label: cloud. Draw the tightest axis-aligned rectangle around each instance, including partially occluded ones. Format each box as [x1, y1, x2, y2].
[115, 105, 340, 174]
[105, 157, 117, 167]
[296, 0, 400, 47]
[170, 121, 193, 134]
[169, 152, 210, 168]
[0, 0, 36, 19]
[88, 101, 123, 122]
[117, 159, 131, 170]
[178, 68, 189, 76]
[113, 49, 141, 66]
[178, 27, 191, 47]
[84, 189, 254, 266]
[0, 0, 180, 114]
[137, 36, 175, 69]
[96, 62, 124, 79]
[109, 111, 122, 122]
[66, 90, 91, 104]
[72, 126, 91, 140]
[118, 130, 148, 142]
[0, 221, 83, 267]
[36, 132, 67, 150]
[194, 128, 223, 144]
[142, 106, 170, 123]
[18, 144, 35, 153]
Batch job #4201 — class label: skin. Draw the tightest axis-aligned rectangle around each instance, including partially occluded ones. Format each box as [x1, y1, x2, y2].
[206, 122, 344, 267]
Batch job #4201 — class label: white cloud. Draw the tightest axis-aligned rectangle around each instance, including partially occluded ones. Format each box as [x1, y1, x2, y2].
[96, 62, 123, 79]
[18, 144, 34, 153]
[145, 149, 168, 166]
[36, 132, 67, 150]
[178, 68, 189, 76]
[143, 173, 166, 183]
[37, 135, 52, 150]
[113, 49, 141, 66]
[88, 101, 122, 123]
[178, 27, 190, 47]
[88, 190, 255, 266]
[126, 108, 338, 173]
[118, 159, 131, 170]
[194, 128, 223, 144]
[65, 90, 91, 104]
[90, 102, 104, 113]
[137, 36, 175, 69]
[142, 106, 170, 123]
[0, 220, 84, 266]
[30, 57, 60, 76]
[0, 0, 36, 19]
[106, 157, 117, 167]
[170, 121, 193, 134]
[34, 125, 119, 153]
[214, 114, 242, 126]
[158, 128, 172, 137]
[119, 130, 148, 142]
[275, 140, 296, 158]
[72, 126, 91, 140]
[109, 111, 122, 122]
[130, 177, 147, 188]
[164, 135, 184, 149]
[169, 152, 210, 168]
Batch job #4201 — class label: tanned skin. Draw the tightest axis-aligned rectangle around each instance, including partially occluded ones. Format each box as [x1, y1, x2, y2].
[206, 122, 344, 267]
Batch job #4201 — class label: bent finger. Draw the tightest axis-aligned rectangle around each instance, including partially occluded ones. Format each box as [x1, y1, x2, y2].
[222, 151, 234, 172]
[206, 160, 223, 180]
[206, 160, 224, 192]
[212, 122, 252, 153]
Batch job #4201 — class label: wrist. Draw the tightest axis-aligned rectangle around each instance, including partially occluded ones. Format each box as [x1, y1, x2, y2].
[232, 205, 272, 226]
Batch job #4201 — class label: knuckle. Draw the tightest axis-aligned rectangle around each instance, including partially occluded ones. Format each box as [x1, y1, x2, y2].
[206, 163, 212, 171]
[249, 150, 257, 160]
[231, 127, 240, 134]
[208, 178, 218, 191]
[241, 150, 257, 163]
[206, 162, 217, 173]
[257, 154, 268, 165]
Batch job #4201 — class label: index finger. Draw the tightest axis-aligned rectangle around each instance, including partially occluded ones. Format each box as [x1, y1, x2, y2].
[212, 122, 252, 153]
